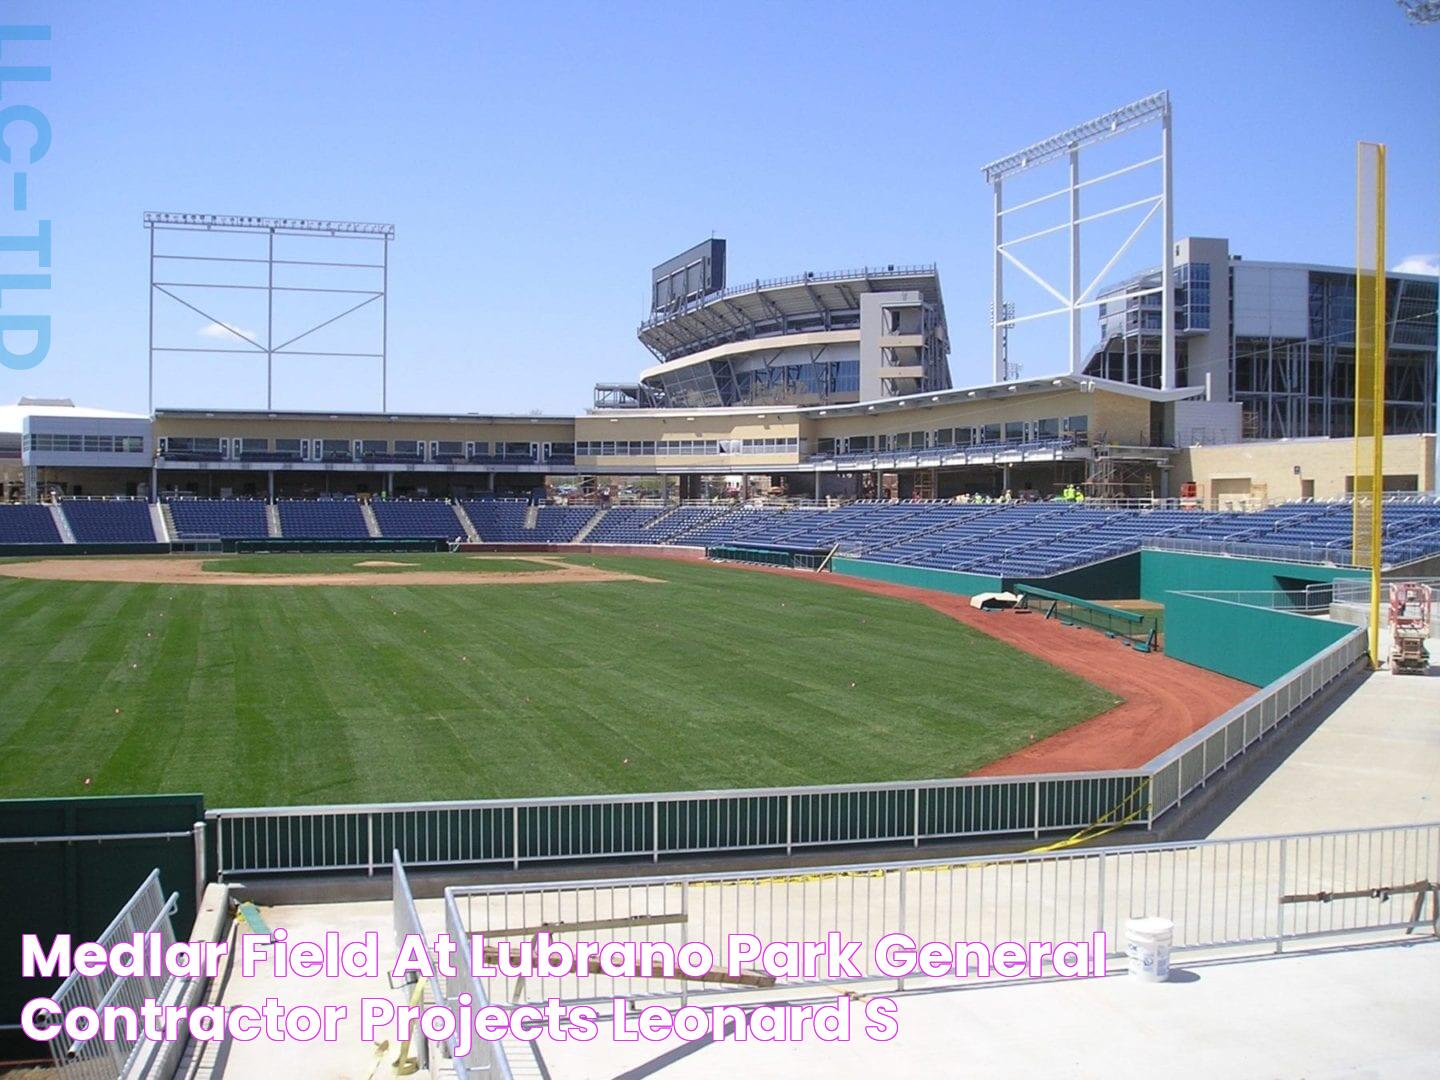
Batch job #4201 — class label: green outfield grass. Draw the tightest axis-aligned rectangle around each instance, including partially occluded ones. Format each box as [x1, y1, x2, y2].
[0, 555, 1118, 806]
[202, 553, 552, 575]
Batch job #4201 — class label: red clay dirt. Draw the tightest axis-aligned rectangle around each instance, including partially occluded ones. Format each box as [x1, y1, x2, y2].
[709, 561, 1254, 775]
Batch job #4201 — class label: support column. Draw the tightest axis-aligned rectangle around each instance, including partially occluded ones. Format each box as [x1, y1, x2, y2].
[992, 178, 1005, 382]
[386, 472, 394, 497]
[1069, 148, 1082, 375]
[267, 471, 275, 501]
[1001, 463, 1012, 496]
[1160, 104, 1176, 390]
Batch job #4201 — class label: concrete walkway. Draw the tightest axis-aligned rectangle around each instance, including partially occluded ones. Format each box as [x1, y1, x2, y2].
[1213, 667, 1440, 836]
[536, 941, 1440, 1080]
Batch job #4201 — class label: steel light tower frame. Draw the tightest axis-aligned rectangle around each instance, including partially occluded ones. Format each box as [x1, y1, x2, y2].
[982, 92, 1174, 387]
[145, 212, 395, 414]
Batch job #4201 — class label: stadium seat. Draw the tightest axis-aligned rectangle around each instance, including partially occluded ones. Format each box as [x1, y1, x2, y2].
[461, 500, 531, 542]
[167, 499, 270, 539]
[371, 500, 465, 539]
[0, 504, 63, 544]
[276, 499, 370, 539]
[60, 500, 157, 543]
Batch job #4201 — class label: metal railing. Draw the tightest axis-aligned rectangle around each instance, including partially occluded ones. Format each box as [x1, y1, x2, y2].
[1166, 586, 1339, 615]
[1142, 534, 1360, 567]
[43, 869, 179, 1078]
[1145, 530, 1440, 570]
[1145, 630, 1367, 819]
[209, 772, 1148, 877]
[444, 891, 516, 1079]
[209, 622, 1365, 879]
[391, 853, 446, 1071]
[445, 820, 1439, 1010]
[1333, 577, 1440, 607]
[638, 264, 937, 331]
[391, 851, 516, 1078]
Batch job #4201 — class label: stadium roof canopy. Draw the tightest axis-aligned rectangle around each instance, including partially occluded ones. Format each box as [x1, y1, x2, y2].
[0, 398, 148, 434]
[152, 407, 576, 425]
[591, 373, 1203, 420]
[637, 265, 945, 364]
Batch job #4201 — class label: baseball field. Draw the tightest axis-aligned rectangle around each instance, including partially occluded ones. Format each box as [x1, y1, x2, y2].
[0, 553, 1121, 806]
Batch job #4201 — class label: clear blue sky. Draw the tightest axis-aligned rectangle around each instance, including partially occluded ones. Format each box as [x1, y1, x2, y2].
[1, 0, 1436, 416]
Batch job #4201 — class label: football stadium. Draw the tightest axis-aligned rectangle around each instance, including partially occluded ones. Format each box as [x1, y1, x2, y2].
[3, 11, 1440, 1079]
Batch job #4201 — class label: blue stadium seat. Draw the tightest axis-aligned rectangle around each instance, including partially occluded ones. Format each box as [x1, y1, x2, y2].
[371, 500, 464, 539]
[530, 506, 597, 542]
[585, 506, 669, 544]
[167, 499, 270, 539]
[276, 499, 369, 539]
[0, 504, 63, 544]
[462, 500, 531, 542]
[61, 500, 157, 543]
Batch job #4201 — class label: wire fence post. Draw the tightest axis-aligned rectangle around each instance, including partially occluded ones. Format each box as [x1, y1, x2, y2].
[1097, 851, 1108, 947]
[1275, 839, 1288, 954]
[193, 820, 207, 907]
[680, 881, 690, 1008]
[786, 794, 793, 855]
[896, 869, 908, 992]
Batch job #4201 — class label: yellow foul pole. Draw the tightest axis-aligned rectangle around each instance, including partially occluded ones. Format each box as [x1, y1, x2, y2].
[1354, 142, 1386, 666]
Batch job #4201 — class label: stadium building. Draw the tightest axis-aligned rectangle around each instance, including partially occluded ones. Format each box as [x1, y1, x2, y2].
[5, 228, 1433, 512]
[1084, 236, 1439, 439]
[598, 241, 952, 410]
[1, 240, 1435, 511]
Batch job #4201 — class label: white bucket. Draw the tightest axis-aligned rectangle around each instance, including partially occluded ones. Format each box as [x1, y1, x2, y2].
[1125, 917, 1173, 982]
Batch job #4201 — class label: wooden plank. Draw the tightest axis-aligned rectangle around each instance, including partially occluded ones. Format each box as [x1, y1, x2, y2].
[235, 901, 271, 935]
[1281, 879, 1434, 905]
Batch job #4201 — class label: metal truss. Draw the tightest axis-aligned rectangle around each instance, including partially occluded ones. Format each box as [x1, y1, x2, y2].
[982, 92, 1175, 387]
[145, 211, 393, 413]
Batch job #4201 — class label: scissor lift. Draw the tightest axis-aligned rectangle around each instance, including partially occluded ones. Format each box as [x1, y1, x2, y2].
[1389, 583, 1433, 675]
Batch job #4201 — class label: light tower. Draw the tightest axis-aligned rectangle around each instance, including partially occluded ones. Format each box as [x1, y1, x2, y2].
[982, 92, 1175, 387]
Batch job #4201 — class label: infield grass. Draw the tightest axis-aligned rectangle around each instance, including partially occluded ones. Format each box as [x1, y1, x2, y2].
[0, 555, 1118, 805]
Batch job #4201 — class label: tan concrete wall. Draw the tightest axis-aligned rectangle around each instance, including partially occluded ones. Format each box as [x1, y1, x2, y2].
[1175, 434, 1436, 503]
[1088, 393, 1153, 446]
[149, 386, 1153, 457]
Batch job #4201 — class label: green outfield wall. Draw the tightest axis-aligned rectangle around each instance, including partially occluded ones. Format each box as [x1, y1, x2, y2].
[1163, 591, 1357, 685]
[830, 557, 1003, 597]
[1139, 550, 1366, 603]
[1016, 552, 1140, 599]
